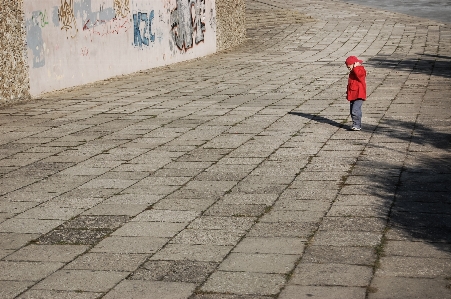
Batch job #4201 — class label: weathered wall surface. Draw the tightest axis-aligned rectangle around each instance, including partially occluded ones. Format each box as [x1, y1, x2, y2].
[1, 0, 246, 102]
[24, 0, 217, 97]
[216, 0, 246, 51]
[0, 1, 30, 105]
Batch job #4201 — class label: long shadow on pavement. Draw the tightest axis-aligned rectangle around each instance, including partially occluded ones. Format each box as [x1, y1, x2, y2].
[367, 54, 451, 79]
[289, 111, 451, 251]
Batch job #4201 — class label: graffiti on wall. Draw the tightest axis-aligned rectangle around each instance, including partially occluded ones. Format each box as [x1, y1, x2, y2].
[114, 0, 130, 18]
[58, 0, 78, 38]
[77, 0, 130, 42]
[133, 10, 155, 48]
[26, 11, 46, 68]
[25, 0, 216, 96]
[170, 0, 206, 51]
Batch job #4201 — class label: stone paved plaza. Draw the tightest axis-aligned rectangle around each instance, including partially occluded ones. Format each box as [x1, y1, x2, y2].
[1, 0, 451, 298]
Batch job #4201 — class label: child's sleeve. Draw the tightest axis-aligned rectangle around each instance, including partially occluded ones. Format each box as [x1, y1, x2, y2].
[353, 67, 366, 83]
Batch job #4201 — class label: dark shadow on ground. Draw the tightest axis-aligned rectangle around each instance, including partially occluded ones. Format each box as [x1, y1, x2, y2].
[366, 54, 451, 79]
[288, 112, 345, 129]
[359, 155, 451, 246]
[290, 111, 451, 250]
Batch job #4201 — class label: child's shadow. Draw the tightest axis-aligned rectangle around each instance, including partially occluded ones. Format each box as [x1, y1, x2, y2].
[288, 112, 345, 129]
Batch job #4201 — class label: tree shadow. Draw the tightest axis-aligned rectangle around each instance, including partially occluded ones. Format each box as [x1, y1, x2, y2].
[366, 53, 451, 79]
[290, 111, 451, 250]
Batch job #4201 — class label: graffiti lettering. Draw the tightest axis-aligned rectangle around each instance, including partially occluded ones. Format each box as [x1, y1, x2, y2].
[38, 10, 49, 28]
[171, 0, 206, 51]
[58, 0, 78, 38]
[84, 18, 131, 42]
[114, 0, 130, 18]
[133, 11, 155, 48]
[192, 0, 206, 44]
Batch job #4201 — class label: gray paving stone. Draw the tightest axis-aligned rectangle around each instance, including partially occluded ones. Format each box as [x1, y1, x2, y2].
[149, 244, 233, 262]
[65, 253, 147, 272]
[0, 261, 64, 281]
[16, 290, 102, 299]
[204, 204, 268, 217]
[260, 210, 325, 223]
[4, 245, 89, 262]
[302, 245, 376, 265]
[247, 222, 316, 238]
[191, 295, 272, 299]
[383, 241, 451, 259]
[33, 269, 129, 292]
[152, 197, 217, 212]
[171, 229, 244, 246]
[102, 280, 196, 299]
[132, 209, 199, 223]
[219, 253, 299, 274]
[319, 217, 387, 232]
[233, 237, 305, 255]
[368, 276, 451, 299]
[130, 260, 218, 283]
[376, 256, 451, 278]
[279, 285, 366, 299]
[201, 271, 286, 295]
[82, 204, 148, 216]
[0, 233, 40, 250]
[112, 221, 186, 237]
[0, 281, 35, 299]
[291, 263, 373, 286]
[0, 218, 64, 234]
[90, 236, 168, 254]
[313, 231, 382, 246]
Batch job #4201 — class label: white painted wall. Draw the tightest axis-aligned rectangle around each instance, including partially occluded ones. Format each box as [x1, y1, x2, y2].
[24, 0, 217, 97]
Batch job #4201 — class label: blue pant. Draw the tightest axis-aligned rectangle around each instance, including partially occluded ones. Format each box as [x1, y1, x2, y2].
[350, 99, 363, 129]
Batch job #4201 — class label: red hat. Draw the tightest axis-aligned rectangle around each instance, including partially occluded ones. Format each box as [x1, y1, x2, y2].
[345, 56, 363, 65]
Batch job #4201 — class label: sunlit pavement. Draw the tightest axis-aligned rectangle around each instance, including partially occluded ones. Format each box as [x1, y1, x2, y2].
[1, 0, 450, 298]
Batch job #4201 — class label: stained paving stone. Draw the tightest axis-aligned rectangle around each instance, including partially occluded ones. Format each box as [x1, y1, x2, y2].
[130, 260, 218, 283]
[35, 229, 112, 245]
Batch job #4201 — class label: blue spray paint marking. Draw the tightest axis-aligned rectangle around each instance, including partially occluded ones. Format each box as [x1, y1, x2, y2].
[133, 10, 155, 47]
[26, 11, 46, 68]
[52, 6, 60, 26]
[74, 0, 115, 30]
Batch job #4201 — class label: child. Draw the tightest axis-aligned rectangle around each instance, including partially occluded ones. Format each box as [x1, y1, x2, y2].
[345, 56, 367, 131]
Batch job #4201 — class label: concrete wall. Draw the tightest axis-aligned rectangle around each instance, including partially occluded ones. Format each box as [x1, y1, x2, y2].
[216, 0, 246, 51]
[1, 1, 30, 104]
[0, 0, 245, 104]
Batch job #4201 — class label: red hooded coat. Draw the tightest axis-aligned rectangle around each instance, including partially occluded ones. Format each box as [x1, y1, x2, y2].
[347, 65, 367, 101]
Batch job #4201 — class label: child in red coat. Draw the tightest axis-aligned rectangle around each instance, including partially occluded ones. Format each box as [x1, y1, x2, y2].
[345, 56, 367, 131]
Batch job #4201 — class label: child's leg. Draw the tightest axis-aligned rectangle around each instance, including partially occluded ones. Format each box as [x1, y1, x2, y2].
[350, 99, 363, 129]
